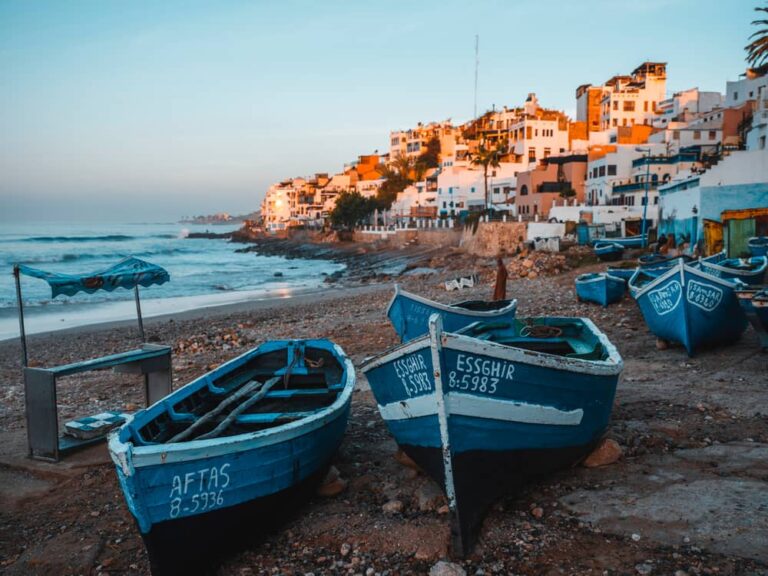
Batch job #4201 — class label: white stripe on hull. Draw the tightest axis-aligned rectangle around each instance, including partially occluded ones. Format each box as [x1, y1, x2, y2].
[378, 391, 584, 426]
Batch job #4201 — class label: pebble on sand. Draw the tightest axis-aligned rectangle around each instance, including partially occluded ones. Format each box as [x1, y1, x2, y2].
[430, 560, 467, 576]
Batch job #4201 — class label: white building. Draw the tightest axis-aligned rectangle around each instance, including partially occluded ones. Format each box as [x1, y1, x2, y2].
[585, 144, 666, 206]
[725, 69, 768, 108]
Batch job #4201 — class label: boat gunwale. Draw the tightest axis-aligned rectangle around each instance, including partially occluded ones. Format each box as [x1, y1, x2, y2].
[361, 316, 623, 376]
[386, 284, 518, 319]
[108, 341, 355, 472]
[629, 259, 742, 299]
[575, 272, 625, 286]
[699, 255, 768, 278]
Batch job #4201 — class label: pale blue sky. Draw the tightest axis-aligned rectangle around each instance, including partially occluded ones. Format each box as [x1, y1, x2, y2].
[0, 1, 758, 222]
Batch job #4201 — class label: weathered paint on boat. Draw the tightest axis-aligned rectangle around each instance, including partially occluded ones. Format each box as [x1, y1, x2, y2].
[575, 273, 625, 306]
[362, 316, 622, 557]
[108, 339, 355, 574]
[629, 261, 748, 356]
[387, 284, 517, 343]
[699, 252, 768, 286]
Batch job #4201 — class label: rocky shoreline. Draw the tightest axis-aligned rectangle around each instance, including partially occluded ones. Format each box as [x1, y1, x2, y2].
[0, 240, 766, 576]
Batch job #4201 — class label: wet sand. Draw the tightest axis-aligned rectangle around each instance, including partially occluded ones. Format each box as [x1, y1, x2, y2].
[0, 252, 766, 576]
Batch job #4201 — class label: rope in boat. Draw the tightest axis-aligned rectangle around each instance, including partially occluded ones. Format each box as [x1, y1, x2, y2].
[197, 376, 281, 440]
[168, 378, 266, 443]
[520, 323, 563, 339]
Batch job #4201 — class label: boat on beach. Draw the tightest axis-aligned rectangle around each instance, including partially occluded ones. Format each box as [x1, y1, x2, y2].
[593, 241, 624, 262]
[628, 260, 748, 356]
[592, 234, 646, 248]
[748, 236, 768, 257]
[362, 315, 622, 557]
[734, 283, 768, 350]
[699, 252, 768, 286]
[387, 284, 517, 343]
[575, 273, 625, 306]
[108, 339, 355, 574]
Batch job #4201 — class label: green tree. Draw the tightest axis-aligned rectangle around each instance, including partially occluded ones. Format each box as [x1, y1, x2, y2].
[329, 191, 376, 230]
[471, 139, 507, 212]
[376, 155, 415, 209]
[415, 136, 441, 172]
[746, 4, 768, 67]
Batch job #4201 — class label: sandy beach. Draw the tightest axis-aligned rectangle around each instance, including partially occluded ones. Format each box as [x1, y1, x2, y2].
[1, 247, 767, 576]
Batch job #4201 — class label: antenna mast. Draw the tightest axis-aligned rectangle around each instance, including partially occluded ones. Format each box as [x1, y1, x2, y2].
[473, 35, 479, 120]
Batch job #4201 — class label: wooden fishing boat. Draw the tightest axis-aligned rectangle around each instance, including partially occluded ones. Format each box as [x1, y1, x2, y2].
[387, 284, 517, 343]
[362, 315, 622, 557]
[628, 261, 748, 356]
[593, 241, 624, 262]
[108, 339, 355, 574]
[734, 283, 768, 350]
[606, 261, 637, 283]
[699, 252, 768, 286]
[575, 273, 625, 306]
[748, 236, 768, 257]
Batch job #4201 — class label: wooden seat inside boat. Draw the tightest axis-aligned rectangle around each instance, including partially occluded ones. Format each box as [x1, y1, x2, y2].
[132, 343, 345, 445]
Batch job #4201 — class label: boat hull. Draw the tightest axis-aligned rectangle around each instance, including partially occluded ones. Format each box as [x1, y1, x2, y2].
[576, 273, 624, 306]
[388, 285, 517, 343]
[748, 237, 768, 257]
[629, 263, 748, 356]
[363, 319, 621, 556]
[594, 242, 624, 262]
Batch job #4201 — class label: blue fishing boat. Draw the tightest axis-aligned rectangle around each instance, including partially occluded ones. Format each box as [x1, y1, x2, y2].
[362, 315, 622, 556]
[593, 241, 624, 262]
[606, 263, 636, 284]
[575, 273, 625, 306]
[699, 252, 768, 286]
[748, 236, 768, 257]
[592, 234, 646, 248]
[109, 339, 355, 574]
[628, 261, 748, 356]
[734, 283, 768, 350]
[387, 284, 517, 343]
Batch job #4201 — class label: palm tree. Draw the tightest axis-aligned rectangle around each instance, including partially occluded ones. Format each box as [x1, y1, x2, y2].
[746, 4, 768, 68]
[471, 140, 507, 212]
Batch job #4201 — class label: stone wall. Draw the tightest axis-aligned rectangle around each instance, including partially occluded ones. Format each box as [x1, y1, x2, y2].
[352, 228, 462, 247]
[459, 221, 528, 257]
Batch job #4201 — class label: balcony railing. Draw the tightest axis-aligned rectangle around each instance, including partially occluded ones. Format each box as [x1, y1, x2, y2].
[631, 152, 698, 167]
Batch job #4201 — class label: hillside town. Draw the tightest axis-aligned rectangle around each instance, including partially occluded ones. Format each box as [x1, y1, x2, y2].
[260, 61, 768, 250]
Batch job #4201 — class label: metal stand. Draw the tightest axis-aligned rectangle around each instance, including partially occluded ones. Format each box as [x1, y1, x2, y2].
[24, 344, 172, 461]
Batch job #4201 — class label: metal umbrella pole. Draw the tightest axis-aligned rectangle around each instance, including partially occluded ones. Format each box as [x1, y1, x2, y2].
[134, 285, 145, 342]
[13, 265, 28, 367]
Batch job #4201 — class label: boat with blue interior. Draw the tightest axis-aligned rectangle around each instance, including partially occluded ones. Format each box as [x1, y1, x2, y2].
[109, 339, 354, 574]
[575, 273, 625, 306]
[593, 241, 624, 262]
[629, 260, 748, 356]
[362, 315, 622, 557]
[387, 284, 517, 343]
[748, 236, 768, 257]
[699, 252, 768, 286]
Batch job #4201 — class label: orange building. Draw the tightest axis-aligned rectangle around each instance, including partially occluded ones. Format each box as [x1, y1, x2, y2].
[516, 154, 588, 218]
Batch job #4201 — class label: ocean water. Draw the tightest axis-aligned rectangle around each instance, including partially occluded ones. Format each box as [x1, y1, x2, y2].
[0, 222, 344, 340]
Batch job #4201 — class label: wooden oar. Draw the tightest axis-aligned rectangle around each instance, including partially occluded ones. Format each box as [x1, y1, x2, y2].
[197, 376, 281, 440]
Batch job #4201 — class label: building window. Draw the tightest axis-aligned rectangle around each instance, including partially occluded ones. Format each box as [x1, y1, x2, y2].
[733, 91, 738, 100]
[623, 101, 635, 112]
[520, 185, 529, 196]
[607, 165, 617, 176]
[613, 101, 618, 111]
[643, 101, 648, 112]
[673, 130, 680, 140]
[612, 119, 618, 127]
[528, 148, 536, 161]
[693, 130, 701, 140]
[708, 130, 716, 140]
[599, 166, 606, 177]
[544, 148, 551, 158]
[526, 126, 532, 139]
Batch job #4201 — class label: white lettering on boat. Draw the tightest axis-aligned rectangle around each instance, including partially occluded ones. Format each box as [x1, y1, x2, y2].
[392, 353, 432, 398]
[686, 280, 723, 312]
[647, 280, 682, 316]
[168, 463, 230, 518]
[448, 353, 515, 395]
